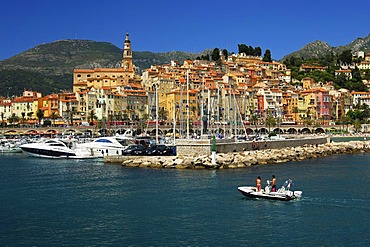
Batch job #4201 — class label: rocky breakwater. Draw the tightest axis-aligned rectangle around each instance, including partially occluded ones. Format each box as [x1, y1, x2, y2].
[104, 141, 370, 169]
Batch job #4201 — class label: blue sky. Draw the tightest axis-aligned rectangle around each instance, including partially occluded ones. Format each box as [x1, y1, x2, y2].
[0, 0, 369, 61]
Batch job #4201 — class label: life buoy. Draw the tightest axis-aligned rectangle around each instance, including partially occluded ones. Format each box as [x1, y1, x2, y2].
[252, 141, 259, 150]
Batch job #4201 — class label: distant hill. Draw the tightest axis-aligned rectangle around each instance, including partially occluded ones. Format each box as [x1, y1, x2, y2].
[0, 40, 199, 96]
[1, 34, 370, 97]
[281, 34, 370, 61]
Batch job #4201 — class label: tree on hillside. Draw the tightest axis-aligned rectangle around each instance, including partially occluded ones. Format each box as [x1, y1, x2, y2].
[211, 48, 220, 61]
[238, 44, 248, 54]
[196, 54, 210, 61]
[364, 69, 370, 80]
[338, 49, 352, 65]
[283, 56, 304, 67]
[222, 49, 228, 60]
[262, 49, 272, 62]
[351, 67, 362, 82]
[254, 47, 262, 57]
[334, 73, 347, 88]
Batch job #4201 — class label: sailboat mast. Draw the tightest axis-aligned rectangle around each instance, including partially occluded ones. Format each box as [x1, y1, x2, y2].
[234, 90, 237, 142]
[173, 102, 176, 144]
[155, 83, 159, 144]
[186, 70, 190, 139]
[179, 79, 183, 138]
[201, 76, 204, 136]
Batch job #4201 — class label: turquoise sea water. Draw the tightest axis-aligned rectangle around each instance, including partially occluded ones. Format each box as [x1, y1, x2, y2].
[0, 153, 369, 246]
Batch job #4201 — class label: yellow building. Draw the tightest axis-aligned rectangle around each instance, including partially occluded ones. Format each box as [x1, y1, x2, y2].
[166, 89, 199, 124]
[38, 94, 59, 119]
[11, 96, 36, 124]
[73, 33, 140, 93]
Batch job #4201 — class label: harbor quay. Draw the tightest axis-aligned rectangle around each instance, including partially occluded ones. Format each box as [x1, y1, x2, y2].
[104, 136, 369, 169]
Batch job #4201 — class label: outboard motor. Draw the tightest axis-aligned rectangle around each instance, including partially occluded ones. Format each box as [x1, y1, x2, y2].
[293, 191, 303, 198]
[265, 180, 271, 193]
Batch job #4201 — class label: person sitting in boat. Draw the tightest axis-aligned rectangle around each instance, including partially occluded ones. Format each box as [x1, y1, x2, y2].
[256, 176, 262, 192]
[271, 175, 277, 192]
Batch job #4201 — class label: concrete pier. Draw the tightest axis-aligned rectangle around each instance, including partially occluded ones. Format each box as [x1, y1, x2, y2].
[175, 135, 330, 156]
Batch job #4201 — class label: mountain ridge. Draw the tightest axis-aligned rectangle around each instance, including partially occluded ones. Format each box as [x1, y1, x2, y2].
[0, 34, 369, 96]
[281, 34, 370, 61]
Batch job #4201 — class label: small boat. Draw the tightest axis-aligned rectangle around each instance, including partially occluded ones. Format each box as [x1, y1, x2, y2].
[238, 179, 302, 201]
[0, 139, 22, 153]
[20, 139, 100, 159]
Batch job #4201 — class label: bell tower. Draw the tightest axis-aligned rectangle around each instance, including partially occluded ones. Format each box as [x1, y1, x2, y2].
[121, 33, 133, 72]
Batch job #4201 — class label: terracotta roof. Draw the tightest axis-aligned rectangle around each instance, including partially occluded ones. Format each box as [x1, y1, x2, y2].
[12, 97, 35, 103]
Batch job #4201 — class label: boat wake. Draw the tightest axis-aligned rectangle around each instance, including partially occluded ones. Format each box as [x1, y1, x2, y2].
[300, 196, 370, 212]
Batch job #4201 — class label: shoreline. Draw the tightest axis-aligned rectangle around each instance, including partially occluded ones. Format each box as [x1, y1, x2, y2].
[104, 141, 370, 169]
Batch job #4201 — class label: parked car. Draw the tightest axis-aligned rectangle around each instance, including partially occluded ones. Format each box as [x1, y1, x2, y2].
[145, 144, 174, 156]
[122, 144, 147, 155]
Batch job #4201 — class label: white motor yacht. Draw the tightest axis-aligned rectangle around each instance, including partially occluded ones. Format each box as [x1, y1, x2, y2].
[77, 136, 134, 157]
[20, 139, 99, 159]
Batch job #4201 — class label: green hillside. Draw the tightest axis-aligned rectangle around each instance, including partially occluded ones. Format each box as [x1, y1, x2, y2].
[1, 34, 370, 97]
[0, 40, 199, 96]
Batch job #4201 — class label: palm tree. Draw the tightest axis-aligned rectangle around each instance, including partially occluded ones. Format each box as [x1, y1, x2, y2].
[1, 112, 5, 127]
[8, 113, 20, 126]
[292, 107, 299, 123]
[36, 109, 44, 125]
[70, 110, 77, 126]
[353, 119, 362, 133]
[116, 111, 123, 123]
[50, 111, 57, 127]
[250, 112, 258, 134]
[88, 110, 97, 125]
[340, 115, 351, 133]
[265, 113, 276, 134]
[122, 109, 130, 125]
[21, 112, 25, 125]
[190, 105, 197, 121]
[138, 113, 149, 131]
[158, 108, 168, 121]
[27, 111, 33, 118]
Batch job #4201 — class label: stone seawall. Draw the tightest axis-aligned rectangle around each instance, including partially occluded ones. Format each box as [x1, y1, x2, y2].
[104, 141, 370, 169]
